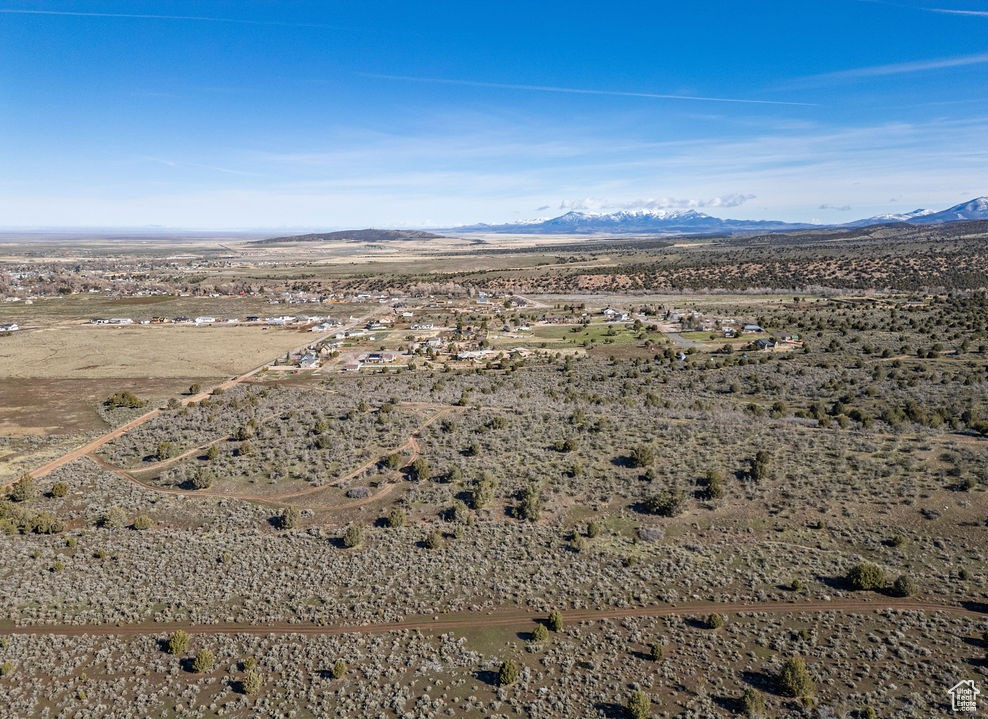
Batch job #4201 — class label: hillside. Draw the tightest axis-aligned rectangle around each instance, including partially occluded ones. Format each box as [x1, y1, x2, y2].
[252, 229, 445, 245]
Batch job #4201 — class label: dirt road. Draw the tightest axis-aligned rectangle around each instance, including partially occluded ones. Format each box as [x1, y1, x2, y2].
[10, 309, 385, 485]
[3, 598, 980, 638]
[81, 405, 450, 506]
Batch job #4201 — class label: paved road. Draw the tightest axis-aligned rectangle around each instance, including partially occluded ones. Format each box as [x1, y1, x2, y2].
[3, 599, 980, 638]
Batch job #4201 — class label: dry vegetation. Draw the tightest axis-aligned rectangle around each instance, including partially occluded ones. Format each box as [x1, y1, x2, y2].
[1, 229, 986, 718]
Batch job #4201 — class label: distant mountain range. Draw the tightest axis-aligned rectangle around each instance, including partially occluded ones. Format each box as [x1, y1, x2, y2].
[449, 196, 988, 235]
[254, 197, 988, 243]
[252, 229, 444, 245]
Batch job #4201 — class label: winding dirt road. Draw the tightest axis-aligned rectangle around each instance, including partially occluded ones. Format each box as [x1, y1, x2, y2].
[83, 405, 451, 505]
[3, 599, 980, 638]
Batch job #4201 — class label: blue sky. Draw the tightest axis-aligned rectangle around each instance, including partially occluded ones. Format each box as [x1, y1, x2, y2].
[1, 0, 987, 229]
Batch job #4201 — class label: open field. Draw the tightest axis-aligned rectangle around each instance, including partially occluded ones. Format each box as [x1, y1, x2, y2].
[0, 229, 986, 718]
[0, 325, 308, 379]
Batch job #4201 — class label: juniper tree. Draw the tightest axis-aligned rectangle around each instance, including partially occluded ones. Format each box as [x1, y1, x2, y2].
[778, 656, 815, 701]
[627, 690, 651, 719]
[166, 630, 189, 655]
[846, 563, 885, 591]
[497, 659, 518, 686]
[342, 524, 364, 549]
[192, 648, 215, 673]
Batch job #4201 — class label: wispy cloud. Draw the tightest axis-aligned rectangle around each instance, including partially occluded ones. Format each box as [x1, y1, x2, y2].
[362, 73, 817, 107]
[797, 51, 988, 83]
[554, 194, 756, 212]
[819, 203, 852, 211]
[139, 156, 264, 178]
[0, 8, 353, 31]
[926, 8, 988, 18]
[624, 194, 756, 210]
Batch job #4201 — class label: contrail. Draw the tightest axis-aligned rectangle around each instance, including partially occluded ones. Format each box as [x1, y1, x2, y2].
[810, 51, 988, 80]
[0, 8, 347, 30]
[363, 73, 817, 107]
[926, 8, 988, 18]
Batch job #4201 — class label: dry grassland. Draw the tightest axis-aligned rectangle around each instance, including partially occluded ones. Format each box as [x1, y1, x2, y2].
[0, 325, 306, 380]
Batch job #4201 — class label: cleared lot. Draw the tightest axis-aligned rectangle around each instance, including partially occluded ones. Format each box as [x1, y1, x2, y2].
[0, 325, 306, 379]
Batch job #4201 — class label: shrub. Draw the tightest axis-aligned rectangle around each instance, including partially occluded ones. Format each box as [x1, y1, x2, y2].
[330, 659, 348, 679]
[0, 661, 13, 676]
[241, 669, 262, 695]
[846, 563, 885, 591]
[891, 573, 915, 597]
[131, 514, 153, 530]
[49, 482, 68, 498]
[706, 613, 725, 629]
[703, 469, 725, 500]
[497, 659, 518, 686]
[189, 468, 214, 490]
[192, 648, 215, 673]
[629, 444, 655, 468]
[643, 485, 685, 517]
[750, 450, 773, 482]
[386, 508, 406, 528]
[104, 391, 145, 409]
[9, 475, 35, 503]
[531, 624, 549, 643]
[778, 657, 815, 700]
[586, 521, 601, 538]
[30, 512, 64, 534]
[547, 610, 563, 632]
[156, 441, 176, 461]
[166, 630, 189, 655]
[342, 524, 364, 549]
[627, 690, 651, 719]
[384, 452, 404, 470]
[188, 383, 202, 395]
[741, 687, 766, 717]
[424, 529, 444, 549]
[569, 533, 585, 552]
[445, 500, 469, 524]
[410, 457, 430, 482]
[100, 506, 128, 529]
[514, 484, 543, 521]
[471, 476, 497, 509]
[648, 642, 662, 661]
[277, 507, 300, 530]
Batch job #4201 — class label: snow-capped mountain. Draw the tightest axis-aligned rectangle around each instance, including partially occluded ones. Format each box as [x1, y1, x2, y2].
[846, 208, 937, 226]
[909, 196, 988, 224]
[449, 197, 988, 235]
[451, 209, 813, 235]
[845, 197, 988, 227]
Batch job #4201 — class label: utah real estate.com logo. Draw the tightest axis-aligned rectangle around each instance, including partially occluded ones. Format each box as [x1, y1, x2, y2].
[948, 680, 980, 713]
